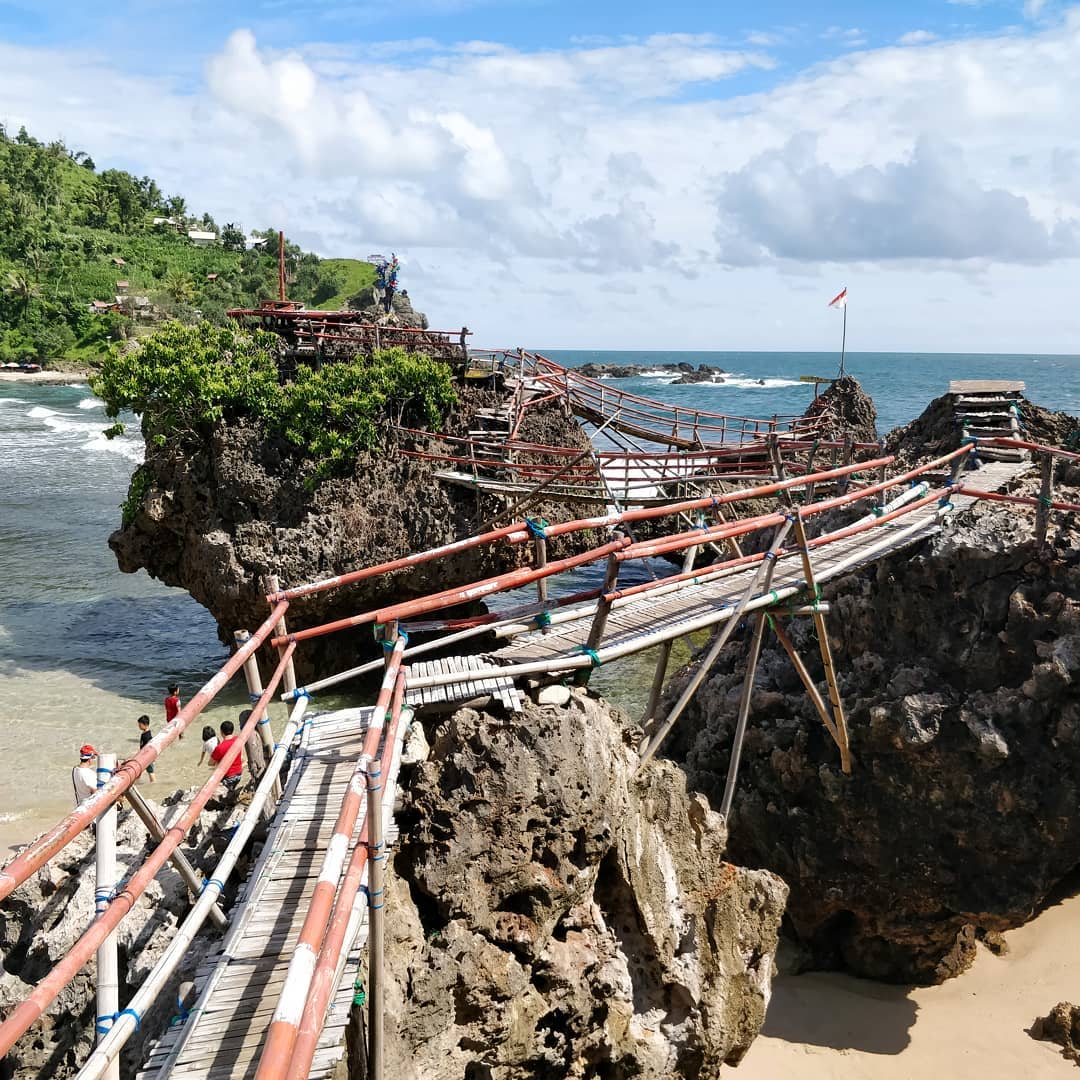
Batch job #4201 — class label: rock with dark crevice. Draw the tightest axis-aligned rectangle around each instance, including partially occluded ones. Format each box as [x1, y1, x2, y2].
[1032, 1001, 1080, 1065]
[800, 375, 878, 443]
[384, 693, 787, 1078]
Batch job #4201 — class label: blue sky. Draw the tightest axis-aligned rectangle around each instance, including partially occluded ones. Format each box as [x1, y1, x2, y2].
[1, 1, 1078, 351]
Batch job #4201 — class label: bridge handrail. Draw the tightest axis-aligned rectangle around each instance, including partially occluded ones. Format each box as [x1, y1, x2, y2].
[76, 692, 313, 1079]
[271, 455, 893, 647]
[977, 437, 1080, 461]
[0, 643, 297, 1060]
[0, 599, 290, 904]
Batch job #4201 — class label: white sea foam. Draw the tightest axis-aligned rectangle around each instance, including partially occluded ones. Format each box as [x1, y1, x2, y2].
[716, 376, 803, 389]
[26, 405, 58, 418]
[43, 415, 104, 435]
[82, 431, 144, 464]
[77, 397, 104, 410]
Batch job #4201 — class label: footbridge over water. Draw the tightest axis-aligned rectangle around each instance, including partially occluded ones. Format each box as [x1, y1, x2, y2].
[1, 379, 1078, 1080]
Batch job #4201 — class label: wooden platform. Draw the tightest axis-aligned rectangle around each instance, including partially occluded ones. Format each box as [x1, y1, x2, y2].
[138, 707, 406, 1079]
[948, 380, 1025, 394]
[405, 654, 525, 713]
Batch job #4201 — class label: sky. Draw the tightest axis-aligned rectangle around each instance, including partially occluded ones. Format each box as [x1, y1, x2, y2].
[2, 0, 1080, 353]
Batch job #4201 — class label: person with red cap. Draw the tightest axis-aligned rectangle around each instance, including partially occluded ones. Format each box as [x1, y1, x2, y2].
[72, 745, 97, 806]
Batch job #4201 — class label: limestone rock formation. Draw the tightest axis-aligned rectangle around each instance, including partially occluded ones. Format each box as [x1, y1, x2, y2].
[0, 792, 243, 1079]
[383, 692, 788, 1078]
[109, 396, 592, 681]
[800, 375, 878, 443]
[669, 460, 1080, 984]
[1033, 1001, 1080, 1065]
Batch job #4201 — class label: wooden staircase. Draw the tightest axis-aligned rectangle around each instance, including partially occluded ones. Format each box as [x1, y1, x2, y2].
[949, 380, 1028, 462]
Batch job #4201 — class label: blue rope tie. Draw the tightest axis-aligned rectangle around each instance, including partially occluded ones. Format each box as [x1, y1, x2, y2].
[249, 691, 263, 704]
[764, 550, 777, 561]
[256, 716, 271, 726]
[535, 610, 552, 628]
[380, 629, 410, 650]
[872, 505, 885, 517]
[938, 497, 954, 510]
[525, 517, 548, 539]
[200, 878, 225, 895]
[118, 1007, 141, 1031]
[96, 1015, 115, 1035]
[293, 687, 311, 700]
[577, 646, 602, 667]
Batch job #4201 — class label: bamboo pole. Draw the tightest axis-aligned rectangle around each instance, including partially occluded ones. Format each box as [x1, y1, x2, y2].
[264, 577, 298, 697]
[636, 516, 795, 770]
[768, 617, 839, 744]
[1035, 453, 1055, 551]
[94, 753, 121, 1080]
[718, 611, 768, 819]
[366, 752, 385, 1080]
[533, 534, 549, 603]
[574, 547, 623, 687]
[78, 697, 310, 1080]
[124, 785, 227, 930]
[235, 629, 281, 800]
[790, 513, 852, 774]
[0, 601, 289, 904]
[641, 541, 699, 728]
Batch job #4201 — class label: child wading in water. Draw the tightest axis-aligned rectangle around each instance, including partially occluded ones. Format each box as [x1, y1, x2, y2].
[165, 682, 183, 738]
[137, 715, 155, 781]
[198, 725, 219, 767]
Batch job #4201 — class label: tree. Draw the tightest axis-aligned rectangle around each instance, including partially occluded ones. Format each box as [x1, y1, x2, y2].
[221, 222, 246, 252]
[167, 195, 187, 222]
[164, 271, 196, 304]
[3, 270, 42, 316]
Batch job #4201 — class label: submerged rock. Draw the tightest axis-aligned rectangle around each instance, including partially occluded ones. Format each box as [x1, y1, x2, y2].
[385, 692, 787, 1077]
[669, 455, 1080, 984]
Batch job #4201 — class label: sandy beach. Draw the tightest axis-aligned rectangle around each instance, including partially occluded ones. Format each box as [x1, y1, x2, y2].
[0, 369, 91, 385]
[740, 890, 1079, 1079]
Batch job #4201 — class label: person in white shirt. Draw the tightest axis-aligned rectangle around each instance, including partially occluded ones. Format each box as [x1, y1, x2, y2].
[198, 725, 219, 767]
[72, 745, 97, 806]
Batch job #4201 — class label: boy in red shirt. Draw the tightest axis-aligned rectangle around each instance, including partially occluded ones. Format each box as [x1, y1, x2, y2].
[165, 683, 184, 739]
[209, 719, 243, 800]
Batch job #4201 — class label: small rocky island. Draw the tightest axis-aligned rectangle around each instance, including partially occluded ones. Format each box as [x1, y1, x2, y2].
[577, 361, 728, 384]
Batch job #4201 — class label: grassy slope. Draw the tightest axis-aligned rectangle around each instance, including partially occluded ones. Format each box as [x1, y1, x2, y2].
[315, 259, 377, 310]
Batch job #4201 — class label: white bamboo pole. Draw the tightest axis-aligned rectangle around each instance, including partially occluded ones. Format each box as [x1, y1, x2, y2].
[76, 698, 310, 1080]
[235, 629, 281, 800]
[265, 576, 299, 696]
[94, 753, 121, 1080]
[365, 753, 385, 1080]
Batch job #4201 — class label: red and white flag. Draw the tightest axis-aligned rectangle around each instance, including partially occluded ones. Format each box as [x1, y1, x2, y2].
[828, 287, 847, 309]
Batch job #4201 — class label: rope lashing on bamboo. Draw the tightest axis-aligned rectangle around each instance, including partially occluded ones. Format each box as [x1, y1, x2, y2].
[577, 646, 602, 667]
[535, 610, 552, 628]
[525, 517, 548, 539]
[200, 878, 226, 895]
[98, 1006, 142, 1035]
[293, 687, 311, 700]
[381, 629, 409, 650]
[938, 495, 954, 509]
[353, 977, 366, 1008]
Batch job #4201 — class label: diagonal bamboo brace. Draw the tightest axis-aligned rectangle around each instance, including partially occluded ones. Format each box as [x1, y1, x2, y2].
[790, 513, 852, 774]
[768, 616, 840, 745]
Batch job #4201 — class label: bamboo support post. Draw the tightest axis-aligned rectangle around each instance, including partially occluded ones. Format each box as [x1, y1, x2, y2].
[574, 546, 623, 687]
[94, 753, 121, 1080]
[125, 785, 228, 930]
[235, 629, 281, 800]
[533, 535, 548, 603]
[838, 438, 854, 494]
[641, 541, 700, 728]
[790, 514, 852, 773]
[768, 617, 840, 744]
[803, 440, 820, 505]
[1035, 453, 1054, 551]
[264, 576, 299, 697]
[636, 515, 794, 770]
[718, 611, 768, 819]
[366, 753, 385, 1080]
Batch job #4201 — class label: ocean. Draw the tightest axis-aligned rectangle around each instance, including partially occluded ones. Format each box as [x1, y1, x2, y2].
[2, 351, 1078, 850]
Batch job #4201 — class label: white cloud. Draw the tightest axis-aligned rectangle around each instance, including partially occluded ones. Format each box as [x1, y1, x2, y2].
[898, 30, 937, 45]
[1024, 0, 1049, 16]
[3, 17, 1080, 350]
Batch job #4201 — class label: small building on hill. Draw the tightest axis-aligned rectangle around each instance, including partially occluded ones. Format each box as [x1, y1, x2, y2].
[187, 230, 218, 246]
[90, 299, 121, 313]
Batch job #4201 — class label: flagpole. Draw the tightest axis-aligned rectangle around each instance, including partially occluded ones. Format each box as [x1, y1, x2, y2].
[839, 301, 847, 377]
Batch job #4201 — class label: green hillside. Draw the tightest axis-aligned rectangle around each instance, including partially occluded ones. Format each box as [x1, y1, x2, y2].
[0, 124, 372, 365]
[315, 259, 378, 311]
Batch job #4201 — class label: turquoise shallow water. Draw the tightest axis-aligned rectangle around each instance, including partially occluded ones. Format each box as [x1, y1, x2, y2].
[1, 354, 1077, 847]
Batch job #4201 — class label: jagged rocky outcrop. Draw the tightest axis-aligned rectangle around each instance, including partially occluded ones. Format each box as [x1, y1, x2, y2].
[383, 692, 788, 1078]
[1033, 1001, 1080, 1066]
[0, 792, 244, 1079]
[110, 394, 592, 681]
[668, 453, 1080, 984]
[801, 375, 878, 443]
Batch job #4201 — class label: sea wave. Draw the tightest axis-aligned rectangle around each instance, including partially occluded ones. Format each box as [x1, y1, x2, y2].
[26, 405, 58, 419]
[82, 432, 144, 464]
[716, 376, 804, 389]
[43, 415, 106, 435]
[77, 397, 104, 410]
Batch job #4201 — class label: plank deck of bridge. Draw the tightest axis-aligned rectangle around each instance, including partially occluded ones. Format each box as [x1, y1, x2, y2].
[136, 707, 379, 1080]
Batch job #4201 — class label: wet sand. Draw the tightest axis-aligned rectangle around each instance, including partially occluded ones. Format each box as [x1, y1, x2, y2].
[741, 891, 1080, 1079]
[0, 370, 91, 385]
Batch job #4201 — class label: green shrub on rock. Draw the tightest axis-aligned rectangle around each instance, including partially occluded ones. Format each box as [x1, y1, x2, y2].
[92, 321, 457, 481]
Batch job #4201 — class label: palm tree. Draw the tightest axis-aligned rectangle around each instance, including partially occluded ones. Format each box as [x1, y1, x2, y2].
[3, 270, 42, 315]
[164, 271, 196, 305]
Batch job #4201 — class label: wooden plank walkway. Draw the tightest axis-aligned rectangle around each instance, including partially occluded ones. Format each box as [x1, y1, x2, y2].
[405, 655, 524, 714]
[138, 707, 404, 1080]
[488, 459, 1028, 669]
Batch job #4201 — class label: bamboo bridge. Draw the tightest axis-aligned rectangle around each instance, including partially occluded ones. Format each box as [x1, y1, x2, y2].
[1, 374, 1078, 1080]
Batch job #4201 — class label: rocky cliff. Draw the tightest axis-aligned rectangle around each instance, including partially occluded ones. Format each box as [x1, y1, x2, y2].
[667, 429, 1080, 984]
[383, 691, 788, 1078]
[109, 392, 593, 682]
